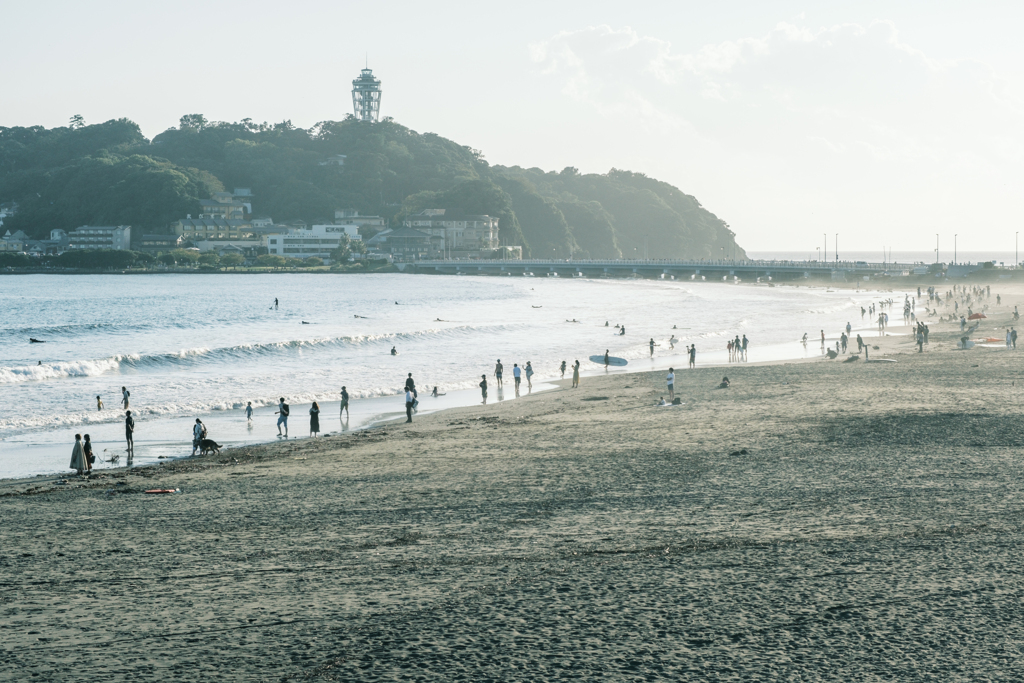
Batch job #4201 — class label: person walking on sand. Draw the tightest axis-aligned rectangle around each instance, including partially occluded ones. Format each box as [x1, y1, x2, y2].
[479, 375, 488, 403]
[70, 433, 86, 475]
[689, 344, 696, 369]
[275, 398, 289, 437]
[96, 395, 103, 411]
[525, 361, 534, 390]
[192, 418, 205, 455]
[513, 363, 522, 397]
[245, 402, 253, 423]
[560, 360, 566, 379]
[340, 386, 350, 419]
[666, 368, 675, 401]
[120, 386, 130, 410]
[309, 401, 320, 437]
[494, 360, 504, 388]
[125, 411, 134, 460]
[405, 388, 415, 422]
[572, 360, 580, 388]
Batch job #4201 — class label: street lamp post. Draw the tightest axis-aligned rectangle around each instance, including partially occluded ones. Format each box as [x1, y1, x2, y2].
[954, 234, 957, 264]
[935, 234, 939, 264]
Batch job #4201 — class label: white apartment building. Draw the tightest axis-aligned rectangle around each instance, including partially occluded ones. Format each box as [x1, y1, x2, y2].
[266, 224, 362, 262]
[67, 225, 132, 250]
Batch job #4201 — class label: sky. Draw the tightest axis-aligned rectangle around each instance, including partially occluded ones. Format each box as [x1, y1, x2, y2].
[3, 0, 1024, 253]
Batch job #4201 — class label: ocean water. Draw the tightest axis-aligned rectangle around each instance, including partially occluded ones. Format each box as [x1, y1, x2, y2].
[0, 273, 907, 478]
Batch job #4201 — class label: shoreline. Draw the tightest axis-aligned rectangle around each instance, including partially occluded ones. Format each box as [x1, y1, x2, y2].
[5, 298, 1024, 678]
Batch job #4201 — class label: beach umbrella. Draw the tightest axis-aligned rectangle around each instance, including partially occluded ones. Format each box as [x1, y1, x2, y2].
[968, 313, 987, 320]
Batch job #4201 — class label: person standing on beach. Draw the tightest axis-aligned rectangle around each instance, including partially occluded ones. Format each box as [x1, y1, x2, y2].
[1012, 328, 1018, 350]
[480, 375, 488, 403]
[742, 335, 749, 361]
[820, 330, 825, 349]
[70, 434, 86, 475]
[96, 395, 103, 411]
[120, 386, 130, 410]
[309, 401, 320, 437]
[649, 338, 655, 357]
[405, 389, 415, 422]
[192, 418, 205, 454]
[340, 387, 350, 419]
[405, 373, 418, 400]
[572, 360, 580, 388]
[560, 360, 566, 379]
[689, 345, 696, 369]
[245, 402, 253, 423]
[494, 360, 503, 388]
[525, 361, 534, 390]
[125, 411, 134, 460]
[666, 368, 675, 401]
[276, 398, 289, 437]
[513, 363, 522, 397]
[83, 434, 94, 474]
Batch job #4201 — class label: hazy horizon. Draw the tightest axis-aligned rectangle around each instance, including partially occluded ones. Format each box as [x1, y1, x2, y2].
[4, 1, 1023, 252]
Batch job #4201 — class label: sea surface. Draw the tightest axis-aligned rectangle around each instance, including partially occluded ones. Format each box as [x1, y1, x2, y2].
[0, 273, 906, 479]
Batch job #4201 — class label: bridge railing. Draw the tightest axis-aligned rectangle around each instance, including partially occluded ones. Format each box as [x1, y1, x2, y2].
[411, 258, 927, 271]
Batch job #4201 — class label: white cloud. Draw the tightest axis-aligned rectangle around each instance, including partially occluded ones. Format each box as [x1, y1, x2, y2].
[530, 20, 1024, 250]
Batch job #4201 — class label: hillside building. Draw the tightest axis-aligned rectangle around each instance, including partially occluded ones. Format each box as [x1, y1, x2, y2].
[266, 224, 362, 263]
[67, 225, 131, 250]
[402, 210, 499, 256]
[172, 218, 253, 241]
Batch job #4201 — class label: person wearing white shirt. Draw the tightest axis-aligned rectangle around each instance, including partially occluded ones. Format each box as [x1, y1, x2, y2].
[666, 368, 675, 400]
[512, 363, 522, 396]
[405, 390, 415, 423]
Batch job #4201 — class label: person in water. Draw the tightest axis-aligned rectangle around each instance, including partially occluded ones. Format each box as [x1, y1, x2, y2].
[649, 338, 655, 357]
[431, 386, 445, 397]
[274, 298, 279, 309]
[340, 387, 349, 418]
[494, 359, 503, 388]
[479, 375, 488, 403]
[559, 360, 566, 378]
[96, 395, 103, 411]
[121, 386, 130, 410]
[391, 346, 397, 356]
[619, 326, 626, 336]
[245, 402, 253, 422]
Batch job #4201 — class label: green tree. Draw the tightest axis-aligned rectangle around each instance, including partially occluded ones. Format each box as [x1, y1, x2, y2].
[198, 252, 221, 266]
[330, 235, 352, 262]
[171, 248, 199, 265]
[220, 253, 245, 268]
[257, 254, 286, 268]
[303, 256, 323, 267]
[179, 114, 209, 131]
[69, 114, 85, 130]
[157, 253, 177, 266]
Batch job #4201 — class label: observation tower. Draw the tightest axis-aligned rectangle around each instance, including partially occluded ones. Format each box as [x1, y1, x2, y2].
[352, 68, 382, 123]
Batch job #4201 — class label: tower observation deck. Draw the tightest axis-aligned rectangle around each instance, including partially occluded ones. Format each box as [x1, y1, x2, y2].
[352, 68, 382, 123]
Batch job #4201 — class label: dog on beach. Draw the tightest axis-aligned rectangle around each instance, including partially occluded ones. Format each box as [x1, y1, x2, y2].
[199, 438, 222, 455]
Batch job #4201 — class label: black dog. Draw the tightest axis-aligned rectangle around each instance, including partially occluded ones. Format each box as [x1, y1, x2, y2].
[199, 438, 222, 455]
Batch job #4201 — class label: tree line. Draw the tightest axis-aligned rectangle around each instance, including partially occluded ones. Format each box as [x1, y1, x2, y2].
[0, 114, 746, 259]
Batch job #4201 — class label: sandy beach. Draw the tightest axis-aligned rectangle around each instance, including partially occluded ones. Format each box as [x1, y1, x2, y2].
[4, 284, 1024, 681]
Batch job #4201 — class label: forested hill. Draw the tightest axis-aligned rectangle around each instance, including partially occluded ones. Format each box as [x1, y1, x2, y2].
[0, 116, 746, 259]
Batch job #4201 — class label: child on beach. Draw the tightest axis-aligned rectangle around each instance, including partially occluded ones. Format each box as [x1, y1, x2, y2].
[245, 402, 253, 422]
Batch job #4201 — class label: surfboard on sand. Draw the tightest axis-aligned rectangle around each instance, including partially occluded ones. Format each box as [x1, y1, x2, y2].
[865, 358, 898, 363]
[589, 355, 628, 366]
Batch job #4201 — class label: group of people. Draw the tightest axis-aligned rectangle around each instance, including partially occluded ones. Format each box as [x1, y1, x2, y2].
[726, 335, 748, 362]
[492, 359, 536, 398]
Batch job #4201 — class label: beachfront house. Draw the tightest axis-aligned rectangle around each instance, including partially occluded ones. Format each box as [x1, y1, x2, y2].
[265, 224, 362, 263]
[402, 210, 500, 257]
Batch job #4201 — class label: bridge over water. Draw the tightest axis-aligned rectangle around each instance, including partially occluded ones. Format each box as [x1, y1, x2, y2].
[397, 258, 926, 281]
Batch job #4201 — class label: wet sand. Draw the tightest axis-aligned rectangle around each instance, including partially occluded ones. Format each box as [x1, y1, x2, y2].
[4, 287, 1024, 680]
